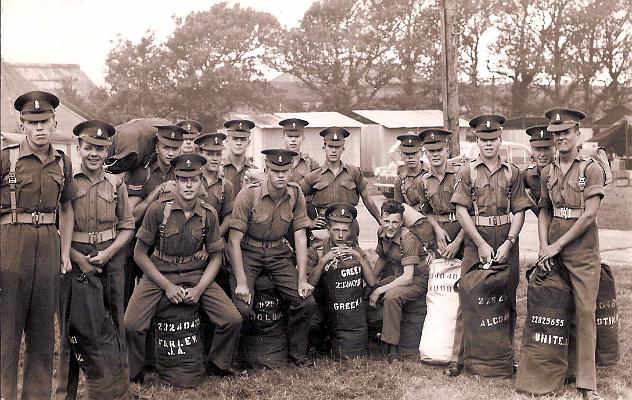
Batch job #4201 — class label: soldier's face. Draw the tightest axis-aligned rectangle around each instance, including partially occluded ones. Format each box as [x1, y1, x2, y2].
[156, 142, 181, 166]
[21, 116, 56, 148]
[553, 127, 580, 153]
[477, 137, 501, 159]
[328, 221, 351, 246]
[401, 151, 421, 169]
[227, 135, 250, 156]
[198, 149, 223, 172]
[284, 133, 304, 152]
[267, 167, 290, 190]
[177, 175, 202, 201]
[380, 212, 402, 239]
[181, 139, 196, 154]
[324, 144, 343, 162]
[531, 146, 555, 168]
[427, 147, 448, 167]
[78, 140, 108, 172]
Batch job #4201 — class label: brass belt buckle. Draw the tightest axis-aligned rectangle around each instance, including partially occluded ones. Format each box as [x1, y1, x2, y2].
[31, 212, 40, 227]
[491, 215, 497, 225]
[560, 207, 570, 219]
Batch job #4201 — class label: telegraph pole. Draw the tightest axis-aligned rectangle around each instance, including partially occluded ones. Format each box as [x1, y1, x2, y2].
[440, 0, 460, 156]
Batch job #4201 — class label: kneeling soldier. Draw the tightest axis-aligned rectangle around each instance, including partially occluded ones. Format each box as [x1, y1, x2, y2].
[307, 203, 376, 358]
[125, 154, 242, 381]
[369, 200, 429, 361]
[56, 120, 135, 399]
[229, 149, 316, 365]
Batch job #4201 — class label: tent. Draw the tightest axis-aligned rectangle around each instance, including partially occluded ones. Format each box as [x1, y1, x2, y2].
[588, 116, 632, 164]
[1, 61, 85, 166]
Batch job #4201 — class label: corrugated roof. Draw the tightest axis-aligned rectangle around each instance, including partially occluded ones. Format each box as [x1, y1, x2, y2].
[353, 110, 468, 129]
[230, 112, 365, 129]
[6, 62, 98, 97]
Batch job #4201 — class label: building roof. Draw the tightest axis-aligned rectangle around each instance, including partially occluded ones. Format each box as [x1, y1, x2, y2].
[592, 105, 632, 126]
[6, 62, 98, 97]
[352, 109, 468, 129]
[230, 112, 365, 129]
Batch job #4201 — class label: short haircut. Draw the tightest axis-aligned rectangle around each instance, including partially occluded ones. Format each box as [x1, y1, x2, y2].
[381, 199, 405, 217]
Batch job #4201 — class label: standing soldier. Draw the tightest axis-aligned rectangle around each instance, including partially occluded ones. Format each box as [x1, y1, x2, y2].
[222, 119, 257, 194]
[177, 120, 203, 154]
[56, 120, 135, 399]
[393, 134, 426, 211]
[228, 149, 315, 365]
[446, 115, 533, 377]
[125, 154, 242, 380]
[279, 118, 320, 183]
[195, 133, 235, 237]
[299, 127, 381, 240]
[416, 129, 465, 261]
[522, 125, 555, 215]
[1, 91, 75, 400]
[123, 125, 185, 304]
[537, 108, 605, 400]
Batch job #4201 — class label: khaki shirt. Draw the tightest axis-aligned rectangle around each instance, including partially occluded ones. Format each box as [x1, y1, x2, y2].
[522, 165, 543, 205]
[0, 139, 75, 213]
[394, 165, 425, 210]
[71, 166, 135, 233]
[375, 228, 427, 283]
[416, 163, 460, 216]
[201, 174, 235, 221]
[538, 156, 605, 211]
[125, 159, 175, 199]
[299, 162, 367, 211]
[222, 155, 256, 195]
[451, 157, 533, 216]
[290, 154, 320, 184]
[231, 180, 310, 242]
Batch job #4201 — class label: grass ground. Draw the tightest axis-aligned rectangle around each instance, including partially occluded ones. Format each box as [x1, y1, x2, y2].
[125, 258, 631, 400]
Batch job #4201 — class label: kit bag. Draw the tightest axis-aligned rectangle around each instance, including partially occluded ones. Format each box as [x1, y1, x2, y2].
[243, 275, 288, 368]
[153, 295, 204, 388]
[516, 265, 573, 394]
[106, 117, 171, 173]
[595, 263, 620, 366]
[459, 262, 513, 377]
[419, 258, 462, 364]
[68, 272, 131, 400]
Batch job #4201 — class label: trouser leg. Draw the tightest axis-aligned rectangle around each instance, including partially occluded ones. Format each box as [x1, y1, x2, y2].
[55, 267, 80, 400]
[380, 284, 424, 345]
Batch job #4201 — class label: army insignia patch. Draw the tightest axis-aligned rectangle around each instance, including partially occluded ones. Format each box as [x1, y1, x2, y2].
[486, 120, 491, 128]
[340, 209, 345, 215]
[187, 124, 191, 131]
[34, 100, 40, 110]
[292, 122, 296, 129]
[278, 155, 283, 163]
[556, 113, 561, 121]
[239, 122, 243, 130]
[186, 159, 191, 168]
[96, 128, 102, 137]
[171, 132, 175, 138]
[214, 137, 219, 144]
[540, 130, 544, 138]
[430, 132, 435, 140]
[408, 139, 412, 145]
[333, 133, 338, 140]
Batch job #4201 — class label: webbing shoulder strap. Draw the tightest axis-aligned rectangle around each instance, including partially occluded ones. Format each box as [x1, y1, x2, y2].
[578, 157, 593, 211]
[469, 161, 512, 217]
[158, 201, 174, 257]
[8, 147, 19, 221]
[104, 173, 120, 201]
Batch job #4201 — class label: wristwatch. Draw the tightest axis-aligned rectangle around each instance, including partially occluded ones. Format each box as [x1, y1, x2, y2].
[506, 236, 516, 246]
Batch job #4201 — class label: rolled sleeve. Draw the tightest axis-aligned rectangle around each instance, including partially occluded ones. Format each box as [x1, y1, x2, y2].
[450, 168, 472, 208]
[538, 165, 553, 210]
[509, 165, 534, 213]
[298, 171, 315, 195]
[136, 202, 162, 246]
[230, 188, 253, 233]
[583, 162, 606, 200]
[291, 189, 311, 231]
[115, 182, 135, 231]
[401, 232, 424, 267]
[307, 246, 321, 268]
[203, 207, 224, 254]
[59, 155, 77, 203]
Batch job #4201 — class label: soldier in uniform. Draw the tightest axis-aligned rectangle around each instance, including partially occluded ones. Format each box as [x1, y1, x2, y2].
[123, 125, 185, 304]
[446, 114, 533, 377]
[125, 154, 242, 380]
[522, 125, 555, 215]
[416, 129, 464, 260]
[299, 127, 381, 240]
[195, 132, 235, 236]
[279, 118, 320, 183]
[1, 91, 75, 400]
[56, 120, 135, 399]
[228, 149, 315, 365]
[537, 108, 605, 400]
[177, 119, 203, 154]
[368, 200, 429, 362]
[393, 134, 426, 211]
[222, 119, 257, 194]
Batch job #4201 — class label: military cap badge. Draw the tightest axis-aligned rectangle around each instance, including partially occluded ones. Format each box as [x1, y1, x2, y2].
[34, 100, 40, 110]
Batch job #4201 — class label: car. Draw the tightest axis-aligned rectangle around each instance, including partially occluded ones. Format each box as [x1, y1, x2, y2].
[373, 140, 533, 198]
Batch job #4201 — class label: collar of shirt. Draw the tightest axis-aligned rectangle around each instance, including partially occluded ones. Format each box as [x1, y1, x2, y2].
[222, 155, 254, 169]
[18, 138, 61, 164]
[320, 161, 348, 175]
[203, 171, 221, 187]
[551, 153, 583, 169]
[426, 162, 458, 180]
[261, 178, 295, 203]
[379, 228, 402, 245]
[149, 159, 174, 176]
[73, 164, 106, 182]
[170, 197, 206, 217]
[403, 165, 425, 178]
[472, 156, 511, 175]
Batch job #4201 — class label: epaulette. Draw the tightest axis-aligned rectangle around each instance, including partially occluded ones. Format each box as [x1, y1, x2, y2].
[450, 160, 463, 167]
[527, 165, 536, 170]
[247, 180, 262, 188]
[1, 143, 20, 151]
[287, 181, 300, 189]
[160, 193, 176, 202]
[200, 201, 215, 211]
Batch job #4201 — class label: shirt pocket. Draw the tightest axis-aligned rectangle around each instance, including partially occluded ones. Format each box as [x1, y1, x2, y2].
[251, 205, 270, 224]
[564, 179, 581, 207]
[339, 180, 358, 203]
[96, 187, 117, 223]
[473, 179, 492, 207]
[312, 179, 330, 191]
[45, 173, 64, 201]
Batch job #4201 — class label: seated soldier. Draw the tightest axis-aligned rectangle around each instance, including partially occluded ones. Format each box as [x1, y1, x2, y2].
[369, 200, 429, 361]
[307, 202, 376, 359]
[124, 154, 242, 382]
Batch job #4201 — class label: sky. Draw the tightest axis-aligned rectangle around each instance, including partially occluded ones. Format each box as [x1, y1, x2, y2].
[1, 0, 316, 85]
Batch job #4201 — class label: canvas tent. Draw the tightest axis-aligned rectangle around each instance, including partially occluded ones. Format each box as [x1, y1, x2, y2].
[588, 116, 632, 169]
[1, 61, 85, 166]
